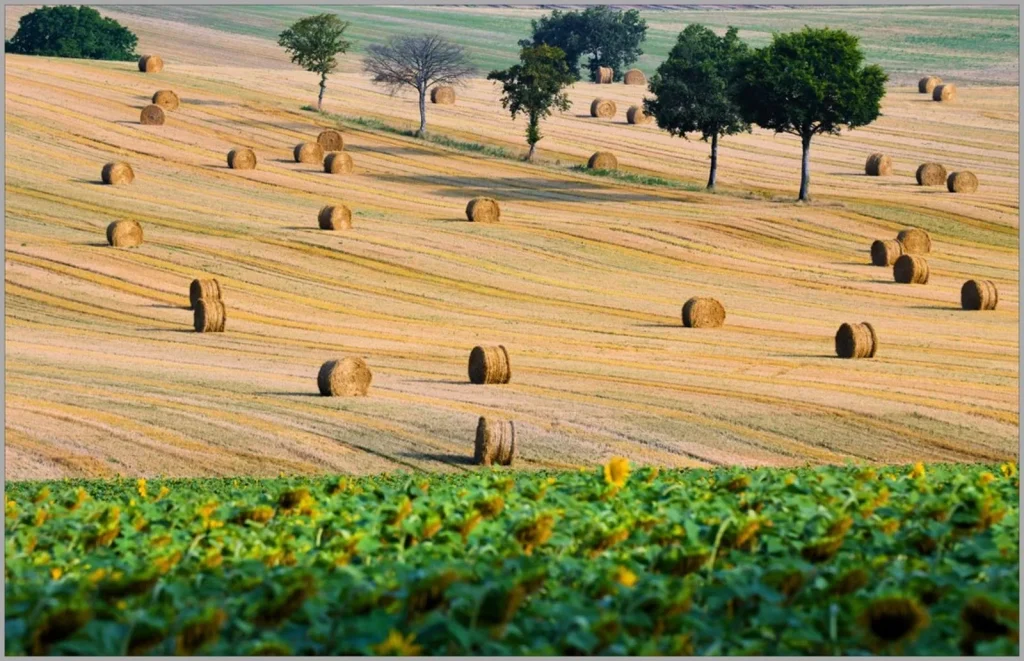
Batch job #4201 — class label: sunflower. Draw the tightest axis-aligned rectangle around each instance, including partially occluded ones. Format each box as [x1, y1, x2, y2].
[604, 457, 630, 488]
[961, 595, 1016, 641]
[908, 462, 926, 479]
[613, 566, 638, 588]
[136, 478, 148, 499]
[978, 472, 996, 487]
[831, 567, 869, 596]
[859, 596, 929, 648]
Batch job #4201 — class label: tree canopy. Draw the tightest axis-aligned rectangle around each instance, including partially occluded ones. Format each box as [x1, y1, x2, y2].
[521, 6, 647, 82]
[5, 6, 138, 61]
[734, 26, 888, 200]
[278, 14, 351, 111]
[645, 25, 750, 190]
[488, 44, 575, 161]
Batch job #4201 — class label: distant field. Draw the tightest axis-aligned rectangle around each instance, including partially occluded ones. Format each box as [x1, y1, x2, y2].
[103, 4, 1020, 84]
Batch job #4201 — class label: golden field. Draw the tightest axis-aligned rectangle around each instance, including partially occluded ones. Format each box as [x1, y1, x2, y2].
[4, 21, 1019, 480]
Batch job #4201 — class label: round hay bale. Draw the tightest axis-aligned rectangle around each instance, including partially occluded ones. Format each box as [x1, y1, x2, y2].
[870, 239, 904, 267]
[918, 76, 942, 94]
[227, 148, 257, 170]
[318, 205, 352, 230]
[294, 142, 325, 165]
[465, 198, 500, 223]
[189, 278, 222, 310]
[324, 152, 354, 175]
[317, 129, 344, 151]
[961, 279, 998, 311]
[468, 345, 511, 385]
[590, 98, 617, 119]
[915, 162, 947, 186]
[626, 105, 652, 125]
[101, 162, 134, 185]
[194, 299, 226, 333]
[623, 69, 646, 85]
[140, 104, 165, 126]
[587, 151, 618, 170]
[932, 84, 956, 102]
[893, 254, 930, 284]
[835, 322, 878, 359]
[865, 153, 892, 176]
[138, 55, 163, 73]
[896, 228, 932, 254]
[596, 66, 614, 84]
[151, 90, 179, 110]
[106, 220, 143, 248]
[473, 417, 516, 467]
[682, 297, 725, 328]
[947, 171, 978, 193]
[430, 86, 456, 104]
[317, 357, 372, 396]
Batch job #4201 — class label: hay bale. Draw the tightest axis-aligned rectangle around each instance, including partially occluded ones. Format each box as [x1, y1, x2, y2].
[961, 279, 998, 311]
[318, 205, 352, 230]
[947, 171, 978, 193]
[590, 98, 617, 118]
[682, 297, 726, 328]
[317, 129, 344, 151]
[893, 254, 930, 284]
[430, 86, 456, 104]
[626, 105, 652, 125]
[101, 162, 134, 185]
[596, 66, 614, 84]
[587, 151, 618, 170]
[106, 220, 143, 248]
[623, 69, 646, 85]
[918, 76, 942, 93]
[897, 228, 932, 254]
[870, 239, 904, 267]
[294, 142, 325, 164]
[915, 163, 947, 186]
[317, 357, 372, 396]
[140, 104, 165, 126]
[468, 345, 511, 384]
[865, 153, 892, 176]
[227, 148, 257, 170]
[194, 299, 226, 333]
[465, 198, 500, 223]
[189, 278, 222, 310]
[324, 152, 354, 175]
[835, 322, 878, 359]
[151, 90, 179, 110]
[474, 417, 516, 467]
[138, 55, 163, 73]
[933, 84, 956, 102]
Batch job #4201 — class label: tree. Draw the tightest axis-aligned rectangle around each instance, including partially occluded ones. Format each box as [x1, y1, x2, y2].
[363, 34, 475, 138]
[734, 27, 887, 201]
[5, 6, 137, 61]
[278, 14, 351, 112]
[521, 5, 647, 82]
[645, 25, 749, 191]
[488, 45, 575, 161]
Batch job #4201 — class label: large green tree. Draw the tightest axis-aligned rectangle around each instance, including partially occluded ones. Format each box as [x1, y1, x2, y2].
[278, 14, 351, 111]
[645, 25, 749, 191]
[488, 45, 575, 161]
[5, 6, 137, 61]
[521, 6, 647, 82]
[734, 27, 888, 201]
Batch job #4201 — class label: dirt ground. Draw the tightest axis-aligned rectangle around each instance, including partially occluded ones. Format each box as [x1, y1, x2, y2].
[4, 22, 1019, 480]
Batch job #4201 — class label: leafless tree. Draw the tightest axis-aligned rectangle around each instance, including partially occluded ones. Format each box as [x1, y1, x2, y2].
[363, 34, 476, 137]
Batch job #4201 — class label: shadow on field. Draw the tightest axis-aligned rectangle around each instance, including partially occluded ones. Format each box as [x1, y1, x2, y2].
[773, 353, 844, 359]
[403, 452, 475, 466]
[255, 391, 321, 397]
[375, 175, 667, 203]
[347, 145, 434, 157]
[138, 328, 195, 333]
[147, 304, 190, 310]
[406, 379, 470, 385]
[905, 304, 959, 310]
[83, 242, 111, 247]
[72, 178, 106, 186]
[635, 323, 684, 328]
[181, 99, 234, 106]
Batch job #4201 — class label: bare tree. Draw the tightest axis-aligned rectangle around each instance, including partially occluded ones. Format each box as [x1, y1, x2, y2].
[363, 34, 476, 138]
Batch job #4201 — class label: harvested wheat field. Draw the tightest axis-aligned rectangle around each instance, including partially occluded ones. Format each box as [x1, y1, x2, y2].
[4, 16, 1019, 480]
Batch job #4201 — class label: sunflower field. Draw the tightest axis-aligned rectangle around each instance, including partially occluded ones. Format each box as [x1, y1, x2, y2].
[4, 461, 1019, 655]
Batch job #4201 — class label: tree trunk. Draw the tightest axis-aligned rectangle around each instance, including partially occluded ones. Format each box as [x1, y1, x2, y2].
[317, 73, 327, 111]
[417, 86, 427, 138]
[798, 132, 812, 202]
[707, 132, 719, 190]
[526, 112, 540, 161]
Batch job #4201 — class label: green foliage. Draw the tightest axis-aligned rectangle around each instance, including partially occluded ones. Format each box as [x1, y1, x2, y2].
[5, 6, 138, 61]
[522, 5, 647, 82]
[488, 45, 575, 159]
[278, 14, 351, 109]
[5, 462, 1019, 654]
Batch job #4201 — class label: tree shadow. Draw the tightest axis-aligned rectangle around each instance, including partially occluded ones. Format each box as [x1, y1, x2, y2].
[401, 452, 475, 466]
